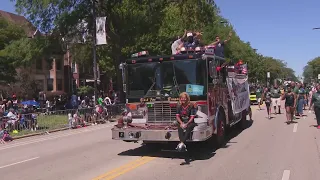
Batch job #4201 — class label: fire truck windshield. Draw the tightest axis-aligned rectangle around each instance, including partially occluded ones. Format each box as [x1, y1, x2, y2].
[126, 59, 207, 101]
[127, 62, 161, 98]
[162, 59, 207, 100]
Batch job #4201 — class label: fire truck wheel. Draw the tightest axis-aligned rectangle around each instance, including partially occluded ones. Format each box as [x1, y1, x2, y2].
[215, 113, 227, 148]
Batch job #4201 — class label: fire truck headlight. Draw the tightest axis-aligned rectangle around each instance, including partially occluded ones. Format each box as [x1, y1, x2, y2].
[128, 132, 134, 138]
[123, 116, 133, 123]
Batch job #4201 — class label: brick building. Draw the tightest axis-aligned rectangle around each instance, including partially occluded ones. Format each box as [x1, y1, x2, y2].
[1, 10, 112, 96]
[0, 10, 66, 93]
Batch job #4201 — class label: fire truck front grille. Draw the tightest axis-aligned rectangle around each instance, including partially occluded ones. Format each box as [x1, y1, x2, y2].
[147, 102, 176, 123]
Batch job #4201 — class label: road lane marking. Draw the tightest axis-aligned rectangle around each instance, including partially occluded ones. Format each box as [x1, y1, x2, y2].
[104, 157, 156, 180]
[93, 156, 156, 180]
[293, 124, 298, 132]
[281, 170, 290, 180]
[92, 157, 148, 180]
[0, 157, 39, 169]
[0, 125, 112, 151]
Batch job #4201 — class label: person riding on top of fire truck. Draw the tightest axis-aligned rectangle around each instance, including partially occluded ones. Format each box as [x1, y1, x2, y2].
[208, 31, 232, 58]
[171, 29, 187, 55]
[171, 30, 203, 54]
[182, 31, 202, 49]
[171, 30, 232, 58]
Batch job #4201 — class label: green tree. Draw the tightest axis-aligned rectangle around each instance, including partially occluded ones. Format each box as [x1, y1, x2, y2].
[303, 57, 320, 83]
[77, 85, 94, 96]
[14, 0, 297, 87]
[0, 17, 25, 84]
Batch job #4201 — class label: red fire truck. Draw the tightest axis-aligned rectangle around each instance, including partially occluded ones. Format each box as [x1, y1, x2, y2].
[112, 47, 250, 147]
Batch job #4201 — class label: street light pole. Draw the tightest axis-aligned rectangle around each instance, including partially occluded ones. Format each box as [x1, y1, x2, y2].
[92, 0, 98, 106]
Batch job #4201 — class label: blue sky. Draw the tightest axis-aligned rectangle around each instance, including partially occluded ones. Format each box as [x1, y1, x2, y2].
[2, 0, 320, 77]
[215, 0, 320, 77]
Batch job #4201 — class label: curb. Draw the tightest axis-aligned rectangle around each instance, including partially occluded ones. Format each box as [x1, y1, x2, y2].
[13, 127, 70, 140]
[11, 116, 120, 140]
[12, 118, 119, 140]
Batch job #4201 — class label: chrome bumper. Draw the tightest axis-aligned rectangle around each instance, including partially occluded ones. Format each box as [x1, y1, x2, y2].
[111, 124, 213, 142]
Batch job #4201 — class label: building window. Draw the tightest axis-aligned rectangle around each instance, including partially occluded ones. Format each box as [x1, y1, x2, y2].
[36, 59, 42, 70]
[57, 79, 63, 91]
[72, 62, 77, 73]
[47, 79, 53, 91]
[56, 59, 62, 71]
[47, 59, 53, 70]
[71, 79, 77, 93]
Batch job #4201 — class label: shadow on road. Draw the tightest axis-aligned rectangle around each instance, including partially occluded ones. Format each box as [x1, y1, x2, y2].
[117, 119, 254, 165]
[310, 125, 319, 128]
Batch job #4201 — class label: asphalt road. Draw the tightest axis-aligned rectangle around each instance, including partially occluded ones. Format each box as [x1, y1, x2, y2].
[1, 106, 320, 180]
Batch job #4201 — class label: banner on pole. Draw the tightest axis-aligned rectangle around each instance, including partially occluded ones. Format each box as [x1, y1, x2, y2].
[96, 17, 107, 45]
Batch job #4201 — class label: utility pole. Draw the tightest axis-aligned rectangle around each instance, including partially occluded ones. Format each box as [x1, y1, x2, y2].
[92, 0, 98, 106]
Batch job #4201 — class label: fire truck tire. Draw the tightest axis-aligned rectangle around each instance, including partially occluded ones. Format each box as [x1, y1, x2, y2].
[214, 113, 227, 148]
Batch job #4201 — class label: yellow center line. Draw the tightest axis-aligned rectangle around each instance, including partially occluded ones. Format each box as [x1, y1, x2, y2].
[103, 157, 156, 180]
[92, 156, 156, 180]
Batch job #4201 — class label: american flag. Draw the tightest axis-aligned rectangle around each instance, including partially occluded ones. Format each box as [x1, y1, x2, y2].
[241, 64, 248, 74]
[242, 68, 247, 74]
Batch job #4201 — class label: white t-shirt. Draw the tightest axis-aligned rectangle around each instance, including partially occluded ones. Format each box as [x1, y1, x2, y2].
[104, 97, 112, 105]
[46, 100, 50, 108]
[171, 39, 182, 55]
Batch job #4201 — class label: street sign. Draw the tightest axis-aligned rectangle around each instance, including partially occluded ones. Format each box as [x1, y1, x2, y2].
[267, 72, 270, 78]
[318, 74, 320, 80]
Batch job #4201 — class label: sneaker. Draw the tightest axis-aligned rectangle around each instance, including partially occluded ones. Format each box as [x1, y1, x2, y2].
[176, 142, 187, 152]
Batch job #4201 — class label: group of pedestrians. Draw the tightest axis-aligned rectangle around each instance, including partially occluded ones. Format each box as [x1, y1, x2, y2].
[255, 82, 320, 128]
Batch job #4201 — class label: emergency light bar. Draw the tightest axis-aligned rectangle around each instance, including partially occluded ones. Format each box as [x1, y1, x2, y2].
[180, 47, 202, 54]
[131, 51, 149, 58]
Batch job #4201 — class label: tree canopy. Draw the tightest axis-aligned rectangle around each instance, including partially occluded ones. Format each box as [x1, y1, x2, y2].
[12, 0, 297, 87]
[303, 57, 320, 83]
[0, 17, 25, 84]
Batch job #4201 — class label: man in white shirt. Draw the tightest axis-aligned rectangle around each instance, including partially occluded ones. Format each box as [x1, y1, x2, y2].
[171, 29, 187, 54]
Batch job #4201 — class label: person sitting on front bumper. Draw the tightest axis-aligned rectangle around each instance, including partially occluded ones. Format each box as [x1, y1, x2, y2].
[176, 92, 197, 151]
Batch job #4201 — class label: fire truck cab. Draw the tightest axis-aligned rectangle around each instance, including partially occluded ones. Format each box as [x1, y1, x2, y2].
[112, 47, 250, 147]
